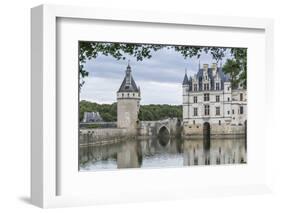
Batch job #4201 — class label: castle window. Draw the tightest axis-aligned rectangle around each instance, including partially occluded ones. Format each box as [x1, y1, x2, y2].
[216, 95, 220, 102]
[204, 83, 209, 91]
[122, 93, 124, 97]
[240, 106, 244, 114]
[227, 110, 230, 115]
[193, 96, 197, 103]
[216, 107, 220, 115]
[127, 93, 130, 97]
[133, 93, 135, 96]
[216, 83, 220, 90]
[227, 97, 230, 101]
[219, 120, 221, 125]
[240, 93, 243, 101]
[204, 105, 210, 116]
[193, 108, 198, 116]
[232, 109, 235, 114]
[193, 120, 195, 125]
[204, 93, 210, 102]
[194, 84, 198, 91]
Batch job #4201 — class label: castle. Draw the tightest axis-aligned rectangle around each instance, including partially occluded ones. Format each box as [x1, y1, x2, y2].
[114, 62, 247, 138]
[182, 63, 247, 136]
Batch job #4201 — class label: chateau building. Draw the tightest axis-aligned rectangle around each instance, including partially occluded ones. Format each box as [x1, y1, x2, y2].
[117, 63, 141, 133]
[182, 63, 247, 135]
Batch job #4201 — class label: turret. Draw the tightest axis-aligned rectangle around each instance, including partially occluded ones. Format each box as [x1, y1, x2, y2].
[117, 63, 141, 133]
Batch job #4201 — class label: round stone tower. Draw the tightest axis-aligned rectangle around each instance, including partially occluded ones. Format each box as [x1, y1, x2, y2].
[117, 63, 141, 133]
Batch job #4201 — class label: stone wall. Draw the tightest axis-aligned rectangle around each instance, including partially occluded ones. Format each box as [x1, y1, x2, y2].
[183, 123, 246, 138]
[79, 128, 134, 146]
[117, 98, 140, 133]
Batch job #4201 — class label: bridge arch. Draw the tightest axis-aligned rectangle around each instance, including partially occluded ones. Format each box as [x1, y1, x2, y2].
[157, 125, 170, 135]
[157, 125, 170, 146]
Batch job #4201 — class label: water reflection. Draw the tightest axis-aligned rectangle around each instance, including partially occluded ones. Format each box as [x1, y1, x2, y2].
[79, 137, 246, 171]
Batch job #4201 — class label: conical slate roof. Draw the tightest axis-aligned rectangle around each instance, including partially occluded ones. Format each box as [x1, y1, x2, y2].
[118, 64, 140, 93]
[182, 73, 189, 85]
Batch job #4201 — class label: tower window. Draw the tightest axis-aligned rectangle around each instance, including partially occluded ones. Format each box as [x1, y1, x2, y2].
[227, 97, 230, 101]
[193, 120, 195, 125]
[193, 96, 197, 103]
[204, 105, 210, 116]
[219, 120, 221, 125]
[240, 93, 243, 101]
[232, 109, 235, 114]
[122, 93, 124, 97]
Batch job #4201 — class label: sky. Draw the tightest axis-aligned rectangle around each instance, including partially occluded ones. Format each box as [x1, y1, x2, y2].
[80, 45, 232, 105]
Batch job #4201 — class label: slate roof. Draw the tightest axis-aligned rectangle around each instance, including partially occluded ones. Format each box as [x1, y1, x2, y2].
[183, 66, 230, 91]
[118, 65, 140, 93]
[182, 73, 189, 85]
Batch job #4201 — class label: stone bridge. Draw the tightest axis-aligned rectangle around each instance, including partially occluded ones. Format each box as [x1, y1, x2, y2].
[138, 118, 182, 137]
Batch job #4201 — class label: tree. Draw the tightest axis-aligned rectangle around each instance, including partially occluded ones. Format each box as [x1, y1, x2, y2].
[223, 48, 247, 88]
[223, 59, 241, 89]
[79, 41, 247, 89]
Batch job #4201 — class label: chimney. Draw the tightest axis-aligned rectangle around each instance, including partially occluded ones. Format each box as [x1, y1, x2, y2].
[212, 63, 217, 76]
[203, 64, 208, 75]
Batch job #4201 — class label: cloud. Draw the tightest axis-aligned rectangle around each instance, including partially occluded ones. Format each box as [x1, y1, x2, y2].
[81, 46, 233, 104]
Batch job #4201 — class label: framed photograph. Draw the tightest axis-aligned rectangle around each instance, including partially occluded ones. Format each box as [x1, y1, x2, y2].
[31, 4, 274, 208]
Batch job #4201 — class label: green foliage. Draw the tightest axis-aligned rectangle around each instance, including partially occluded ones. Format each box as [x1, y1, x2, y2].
[223, 48, 247, 88]
[138, 104, 182, 121]
[79, 101, 182, 122]
[79, 100, 117, 122]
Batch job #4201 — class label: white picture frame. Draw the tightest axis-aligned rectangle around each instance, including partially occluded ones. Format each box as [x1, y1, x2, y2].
[31, 4, 274, 208]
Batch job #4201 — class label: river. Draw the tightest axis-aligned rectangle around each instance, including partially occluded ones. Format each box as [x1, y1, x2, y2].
[79, 136, 247, 171]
